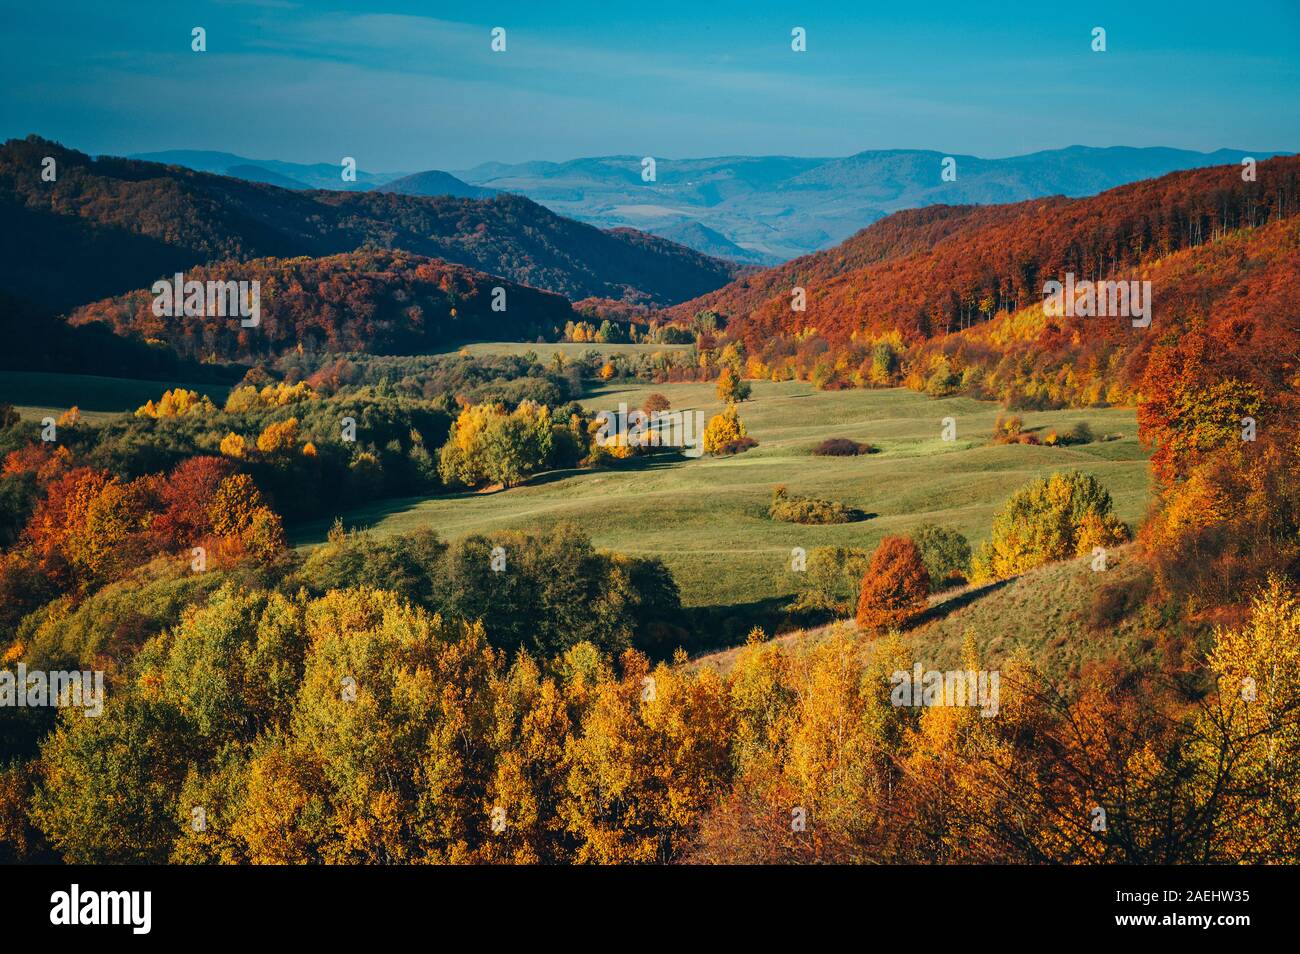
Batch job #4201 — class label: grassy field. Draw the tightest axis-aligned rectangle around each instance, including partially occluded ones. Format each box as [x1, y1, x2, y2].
[296, 379, 1152, 611]
[0, 371, 231, 423]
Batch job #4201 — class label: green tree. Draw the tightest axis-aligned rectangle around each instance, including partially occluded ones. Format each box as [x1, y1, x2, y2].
[910, 524, 972, 590]
[31, 696, 197, 863]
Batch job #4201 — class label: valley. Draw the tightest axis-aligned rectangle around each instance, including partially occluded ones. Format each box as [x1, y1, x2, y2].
[292, 377, 1150, 611]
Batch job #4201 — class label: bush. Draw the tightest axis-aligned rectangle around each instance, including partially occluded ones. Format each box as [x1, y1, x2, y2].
[768, 486, 863, 524]
[856, 536, 930, 631]
[1068, 421, 1095, 445]
[910, 524, 971, 590]
[713, 435, 758, 456]
[992, 414, 1023, 442]
[811, 438, 872, 456]
[642, 393, 671, 415]
[971, 471, 1129, 583]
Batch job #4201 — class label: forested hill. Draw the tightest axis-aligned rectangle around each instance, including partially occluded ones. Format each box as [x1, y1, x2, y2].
[67, 249, 579, 362]
[0, 135, 744, 315]
[670, 156, 1300, 347]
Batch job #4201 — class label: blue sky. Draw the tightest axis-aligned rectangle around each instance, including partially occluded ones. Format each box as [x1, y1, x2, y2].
[1, 0, 1296, 170]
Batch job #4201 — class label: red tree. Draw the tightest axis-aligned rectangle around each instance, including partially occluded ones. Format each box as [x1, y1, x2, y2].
[856, 536, 931, 632]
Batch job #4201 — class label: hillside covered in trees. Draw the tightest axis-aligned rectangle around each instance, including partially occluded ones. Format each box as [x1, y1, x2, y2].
[1, 139, 1297, 869]
[672, 156, 1300, 370]
[67, 250, 580, 362]
[0, 135, 744, 315]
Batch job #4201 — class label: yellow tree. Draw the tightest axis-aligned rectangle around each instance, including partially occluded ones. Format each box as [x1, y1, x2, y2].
[479, 655, 573, 864]
[256, 417, 300, 455]
[702, 403, 747, 454]
[1189, 576, 1300, 861]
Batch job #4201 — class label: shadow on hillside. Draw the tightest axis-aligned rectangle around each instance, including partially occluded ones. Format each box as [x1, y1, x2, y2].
[525, 453, 690, 487]
[913, 577, 1016, 627]
[288, 454, 698, 546]
[287, 491, 460, 545]
[682, 595, 811, 653]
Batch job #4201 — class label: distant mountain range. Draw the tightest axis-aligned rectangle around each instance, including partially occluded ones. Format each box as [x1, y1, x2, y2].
[130, 149, 496, 200]
[131, 146, 1292, 266]
[2, 136, 743, 315]
[128, 149, 401, 190]
[454, 147, 1293, 263]
[129, 150, 495, 199]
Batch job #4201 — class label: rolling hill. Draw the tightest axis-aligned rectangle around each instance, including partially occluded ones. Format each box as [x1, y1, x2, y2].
[66, 249, 579, 362]
[670, 155, 1300, 376]
[375, 170, 497, 200]
[0, 135, 744, 315]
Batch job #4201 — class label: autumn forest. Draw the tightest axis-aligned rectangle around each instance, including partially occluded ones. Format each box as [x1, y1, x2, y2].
[1, 12, 1298, 924]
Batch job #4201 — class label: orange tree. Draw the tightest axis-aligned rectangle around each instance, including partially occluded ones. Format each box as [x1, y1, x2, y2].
[856, 536, 930, 631]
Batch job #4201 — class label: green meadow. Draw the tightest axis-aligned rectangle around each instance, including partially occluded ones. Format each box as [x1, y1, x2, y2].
[297, 379, 1152, 610]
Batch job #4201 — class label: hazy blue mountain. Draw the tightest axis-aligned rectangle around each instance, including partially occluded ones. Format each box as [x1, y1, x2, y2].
[375, 170, 497, 199]
[649, 221, 775, 266]
[128, 149, 402, 190]
[456, 146, 1291, 261]
[6, 136, 743, 312]
[130, 145, 1292, 263]
[224, 164, 310, 190]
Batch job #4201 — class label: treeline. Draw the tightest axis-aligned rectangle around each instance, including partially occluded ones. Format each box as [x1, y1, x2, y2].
[0, 384, 450, 536]
[656, 156, 1300, 411]
[279, 350, 580, 408]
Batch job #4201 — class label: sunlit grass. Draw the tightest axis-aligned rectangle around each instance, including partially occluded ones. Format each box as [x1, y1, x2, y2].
[298, 377, 1151, 609]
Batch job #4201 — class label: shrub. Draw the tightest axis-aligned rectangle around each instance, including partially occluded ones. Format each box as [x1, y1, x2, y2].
[811, 438, 872, 456]
[768, 485, 862, 524]
[992, 414, 1023, 443]
[910, 524, 971, 590]
[713, 435, 758, 456]
[1068, 421, 1095, 445]
[971, 471, 1129, 583]
[856, 536, 930, 631]
[219, 433, 246, 458]
[642, 393, 671, 415]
